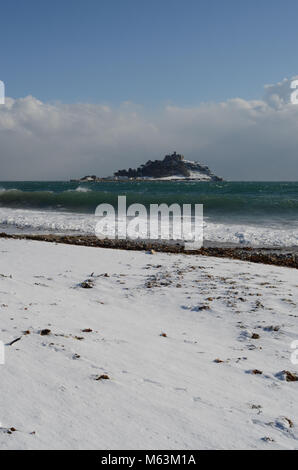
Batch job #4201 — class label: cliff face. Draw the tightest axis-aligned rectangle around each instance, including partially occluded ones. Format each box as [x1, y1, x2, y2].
[114, 152, 223, 181]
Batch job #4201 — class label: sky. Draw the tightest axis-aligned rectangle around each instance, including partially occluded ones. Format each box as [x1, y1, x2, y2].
[1, 0, 298, 180]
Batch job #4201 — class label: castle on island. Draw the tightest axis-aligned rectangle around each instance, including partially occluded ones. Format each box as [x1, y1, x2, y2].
[73, 152, 223, 182]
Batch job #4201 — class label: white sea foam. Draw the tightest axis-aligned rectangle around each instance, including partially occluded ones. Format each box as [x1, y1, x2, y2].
[74, 186, 91, 192]
[0, 208, 96, 234]
[203, 221, 298, 247]
[0, 207, 298, 246]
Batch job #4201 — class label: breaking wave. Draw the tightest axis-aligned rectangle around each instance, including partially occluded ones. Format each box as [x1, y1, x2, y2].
[0, 207, 298, 247]
[0, 181, 298, 246]
[1, 181, 298, 218]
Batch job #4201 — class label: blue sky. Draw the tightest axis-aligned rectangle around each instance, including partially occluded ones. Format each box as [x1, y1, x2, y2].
[2, 0, 298, 180]
[2, 0, 298, 106]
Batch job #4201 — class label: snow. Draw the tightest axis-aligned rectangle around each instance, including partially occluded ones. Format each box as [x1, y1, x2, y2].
[154, 173, 212, 181]
[0, 239, 298, 449]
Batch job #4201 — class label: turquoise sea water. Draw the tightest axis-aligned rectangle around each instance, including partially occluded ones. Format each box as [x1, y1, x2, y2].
[0, 181, 298, 246]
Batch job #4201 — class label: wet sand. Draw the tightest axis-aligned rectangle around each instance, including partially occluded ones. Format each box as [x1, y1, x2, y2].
[1, 232, 298, 269]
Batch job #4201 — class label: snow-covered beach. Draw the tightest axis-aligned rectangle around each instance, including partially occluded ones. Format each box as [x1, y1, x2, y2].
[0, 238, 298, 450]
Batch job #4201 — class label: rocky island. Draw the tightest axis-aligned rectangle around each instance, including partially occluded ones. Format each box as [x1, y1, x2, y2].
[74, 152, 223, 182]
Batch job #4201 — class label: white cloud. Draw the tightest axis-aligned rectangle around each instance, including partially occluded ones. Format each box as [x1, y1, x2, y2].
[1, 78, 298, 180]
[264, 76, 298, 108]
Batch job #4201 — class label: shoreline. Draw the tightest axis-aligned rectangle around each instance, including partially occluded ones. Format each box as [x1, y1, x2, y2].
[1, 231, 298, 269]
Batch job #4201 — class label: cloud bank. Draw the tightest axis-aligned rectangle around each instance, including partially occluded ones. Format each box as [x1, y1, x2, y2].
[1, 77, 298, 180]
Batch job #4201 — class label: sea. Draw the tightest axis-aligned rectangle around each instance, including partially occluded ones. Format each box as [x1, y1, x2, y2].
[1, 180, 298, 247]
